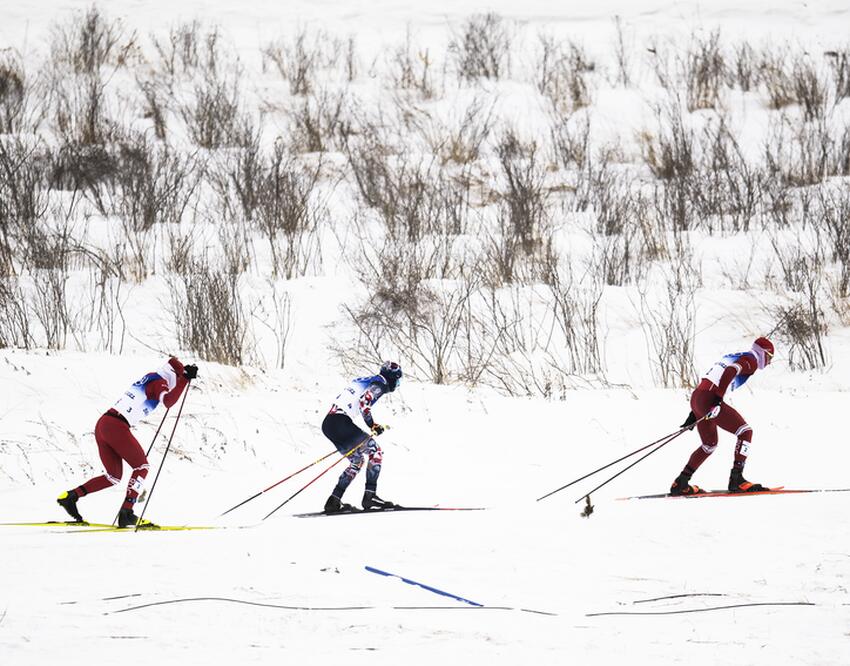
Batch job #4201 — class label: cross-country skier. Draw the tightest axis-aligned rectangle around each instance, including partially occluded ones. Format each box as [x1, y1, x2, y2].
[671, 337, 775, 495]
[57, 357, 198, 527]
[322, 361, 402, 513]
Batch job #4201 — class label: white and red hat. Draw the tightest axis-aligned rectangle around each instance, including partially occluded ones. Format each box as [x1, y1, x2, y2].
[752, 337, 775, 369]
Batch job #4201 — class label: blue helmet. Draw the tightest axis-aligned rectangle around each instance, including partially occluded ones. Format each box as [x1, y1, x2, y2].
[379, 361, 402, 392]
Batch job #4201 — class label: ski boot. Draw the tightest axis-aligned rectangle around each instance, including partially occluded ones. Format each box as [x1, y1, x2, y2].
[56, 490, 84, 522]
[728, 469, 768, 493]
[669, 474, 704, 496]
[362, 490, 396, 510]
[117, 507, 157, 529]
[324, 495, 354, 514]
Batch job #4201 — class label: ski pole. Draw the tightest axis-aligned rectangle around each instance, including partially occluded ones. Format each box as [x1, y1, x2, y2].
[537, 420, 704, 502]
[262, 436, 369, 521]
[145, 408, 170, 457]
[219, 449, 339, 517]
[572, 423, 698, 504]
[112, 408, 171, 526]
[135, 382, 192, 531]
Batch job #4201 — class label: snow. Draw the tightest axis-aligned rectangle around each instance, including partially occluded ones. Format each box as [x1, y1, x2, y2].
[2, 1, 850, 665]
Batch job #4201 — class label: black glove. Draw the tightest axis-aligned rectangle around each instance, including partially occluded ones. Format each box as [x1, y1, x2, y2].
[370, 423, 387, 436]
[681, 411, 697, 430]
[184, 364, 199, 380]
[711, 394, 723, 406]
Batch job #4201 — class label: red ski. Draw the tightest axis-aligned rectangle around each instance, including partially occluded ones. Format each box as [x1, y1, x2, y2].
[617, 487, 850, 501]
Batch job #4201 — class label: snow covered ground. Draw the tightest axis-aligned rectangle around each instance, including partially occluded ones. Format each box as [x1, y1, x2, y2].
[2, 1, 850, 664]
[2, 351, 849, 665]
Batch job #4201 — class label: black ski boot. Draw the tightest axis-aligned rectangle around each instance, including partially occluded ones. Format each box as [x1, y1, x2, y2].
[324, 495, 354, 514]
[57, 490, 84, 522]
[117, 507, 157, 529]
[728, 468, 768, 493]
[362, 490, 396, 510]
[669, 474, 704, 496]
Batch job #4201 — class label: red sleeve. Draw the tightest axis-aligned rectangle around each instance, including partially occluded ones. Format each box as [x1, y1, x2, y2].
[145, 378, 169, 401]
[162, 376, 188, 408]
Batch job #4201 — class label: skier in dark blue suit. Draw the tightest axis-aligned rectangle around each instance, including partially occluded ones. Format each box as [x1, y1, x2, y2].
[322, 361, 402, 513]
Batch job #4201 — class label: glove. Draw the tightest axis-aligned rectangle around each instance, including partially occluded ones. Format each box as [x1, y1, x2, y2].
[183, 364, 199, 380]
[680, 411, 697, 430]
[370, 423, 388, 436]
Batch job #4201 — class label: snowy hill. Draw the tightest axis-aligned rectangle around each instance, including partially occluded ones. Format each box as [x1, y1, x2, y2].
[2, 1, 850, 664]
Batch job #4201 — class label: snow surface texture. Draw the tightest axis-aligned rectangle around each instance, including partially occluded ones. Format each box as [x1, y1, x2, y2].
[2, 1, 850, 665]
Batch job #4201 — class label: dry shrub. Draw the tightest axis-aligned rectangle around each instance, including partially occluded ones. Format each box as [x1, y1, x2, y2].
[449, 13, 511, 82]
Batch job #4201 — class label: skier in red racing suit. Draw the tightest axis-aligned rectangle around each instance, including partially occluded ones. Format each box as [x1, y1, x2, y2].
[671, 337, 775, 496]
[57, 357, 198, 527]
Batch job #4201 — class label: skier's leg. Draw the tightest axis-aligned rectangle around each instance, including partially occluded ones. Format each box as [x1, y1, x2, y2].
[364, 439, 383, 493]
[331, 447, 365, 499]
[76, 415, 125, 495]
[111, 430, 149, 511]
[59, 415, 123, 521]
[671, 390, 718, 494]
[713, 406, 763, 490]
[322, 413, 369, 504]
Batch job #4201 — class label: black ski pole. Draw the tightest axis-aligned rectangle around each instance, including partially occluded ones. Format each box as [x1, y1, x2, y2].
[145, 408, 170, 457]
[537, 422, 700, 502]
[263, 436, 369, 521]
[572, 424, 698, 503]
[220, 449, 339, 517]
[135, 382, 192, 531]
[112, 408, 171, 527]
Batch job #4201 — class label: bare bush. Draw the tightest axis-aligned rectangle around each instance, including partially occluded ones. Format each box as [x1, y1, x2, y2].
[638, 253, 700, 388]
[727, 42, 758, 92]
[0, 137, 50, 274]
[170, 258, 249, 365]
[180, 58, 247, 149]
[50, 69, 121, 146]
[420, 96, 494, 165]
[765, 115, 849, 187]
[263, 29, 341, 96]
[49, 6, 135, 75]
[612, 16, 632, 87]
[388, 28, 436, 99]
[0, 277, 34, 348]
[771, 295, 828, 371]
[151, 21, 215, 79]
[214, 140, 324, 278]
[640, 102, 695, 181]
[818, 186, 850, 298]
[347, 124, 471, 241]
[536, 35, 593, 114]
[340, 266, 481, 385]
[762, 48, 829, 120]
[89, 133, 203, 232]
[545, 257, 604, 375]
[30, 267, 73, 350]
[496, 131, 550, 252]
[551, 112, 591, 170]
[287, 87, 352, 154]
[252, 283, 292, 370]
[0, 52, 27, 133]
[449, 13, 511, 82]
[683, 30, 725, 111]
[693, 118, 763, 232]
[826, 48, 850, 99]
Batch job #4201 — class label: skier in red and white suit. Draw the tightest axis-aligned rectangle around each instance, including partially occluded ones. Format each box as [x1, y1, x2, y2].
[671, 337, 775, 495]
[57, 357, 198, 527]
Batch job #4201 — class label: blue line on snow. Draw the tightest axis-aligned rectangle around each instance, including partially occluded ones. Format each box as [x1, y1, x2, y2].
[365, 566, 484, 607]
